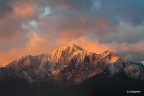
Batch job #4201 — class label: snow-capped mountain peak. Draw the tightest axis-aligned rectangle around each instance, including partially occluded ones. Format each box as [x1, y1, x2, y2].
[69, 43, 83, 51]
[51, 44, 87, 62]
[0, 44, 144, 86]
[101, 50, 112, 57]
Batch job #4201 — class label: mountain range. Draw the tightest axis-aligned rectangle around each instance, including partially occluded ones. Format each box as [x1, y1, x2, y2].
[0, 44, 144, 96]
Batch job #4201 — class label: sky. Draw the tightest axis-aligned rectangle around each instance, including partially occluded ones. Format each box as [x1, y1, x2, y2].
[0, 0, 144, 66]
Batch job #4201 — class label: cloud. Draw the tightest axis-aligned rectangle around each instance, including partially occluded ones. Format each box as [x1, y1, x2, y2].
[0, 33, 110, 66]
[108, 40, 144, 54]
[0, 0, 144, 65]
[0, 0, 13, 18]
[0, 32, 49, 66]
[0, 0, 37, 41]
[122, 53, 144, 63]
[14, 5, 35, 17]
[38, 0, 94, 12]
[99, 0, 144, 25]
[68, 37, 111, 53]
[37, 12, 115, 41]
[141, 61, 144, 65]
[101, 23, 144, 43]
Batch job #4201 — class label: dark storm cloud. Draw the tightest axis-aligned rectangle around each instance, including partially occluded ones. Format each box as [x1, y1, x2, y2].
[0, 0, 17, 40]
[99, 0, 144, 25]
[60, 0, 144, 26]
[41, 0, 144, 37]
[0, 0, 37, 41]
[40, 0, 94, 12]
[36, 0, 116, 39]
[0, 0, 13, 18]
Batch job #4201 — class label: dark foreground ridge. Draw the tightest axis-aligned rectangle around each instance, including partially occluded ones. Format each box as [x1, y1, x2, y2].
[0, 72, 144, 96]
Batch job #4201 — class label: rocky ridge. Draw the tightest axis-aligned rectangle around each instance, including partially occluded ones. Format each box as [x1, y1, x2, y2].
[0, 44, 144, 86]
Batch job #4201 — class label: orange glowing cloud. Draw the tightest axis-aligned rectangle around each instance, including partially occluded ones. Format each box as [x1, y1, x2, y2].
[0, 33, 112, 67]
[14, 6, 35, 17]
[0, 32, 49, 67]
[54, 36, 111, 54]
[69, 37, 111, 54]
[96, 19, 110, 31]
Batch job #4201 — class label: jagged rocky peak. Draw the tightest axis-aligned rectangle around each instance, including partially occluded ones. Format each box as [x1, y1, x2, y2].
[52, 43, 84, 54]
[101, 50, 112, 57]
[7, 54, 51, 69]
[101, 50, 120, 63]
[51, 44, 86, 62]
[0, 43, 144, 86]
[69, 43, 83, 51]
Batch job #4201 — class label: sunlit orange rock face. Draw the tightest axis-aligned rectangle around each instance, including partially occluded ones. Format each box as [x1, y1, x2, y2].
[107, 53, 120, 63]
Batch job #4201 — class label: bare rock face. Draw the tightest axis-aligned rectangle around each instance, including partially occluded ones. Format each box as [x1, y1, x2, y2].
[0, 44, 144, 86]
